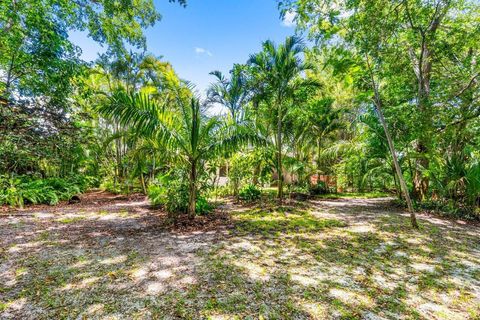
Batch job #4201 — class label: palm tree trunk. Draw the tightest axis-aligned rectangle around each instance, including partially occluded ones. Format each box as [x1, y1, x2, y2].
[317, 138, 322, 178]
[187, 161, 197, 219]
[253, 164, 260, 186]
[140, 173, 147, 195]
[277, 102, 284, 202]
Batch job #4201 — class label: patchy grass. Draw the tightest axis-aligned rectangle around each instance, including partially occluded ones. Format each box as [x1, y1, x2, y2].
[234, 206, 346, 237]
[55, 216, 86, 224]
[314, 191, 390, 199]
[0, 192, 479, 319]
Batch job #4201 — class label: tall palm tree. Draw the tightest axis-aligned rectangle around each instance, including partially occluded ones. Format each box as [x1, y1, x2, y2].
[207, 65, 250, 123]
[98, 89, 256, 219]
[248, 36, 311, 201]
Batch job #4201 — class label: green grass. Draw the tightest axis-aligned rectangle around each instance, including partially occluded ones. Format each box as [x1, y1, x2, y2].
[56, 216, 86, 224]
[234, 206, 346, 236]
[314, 191, 390, 199]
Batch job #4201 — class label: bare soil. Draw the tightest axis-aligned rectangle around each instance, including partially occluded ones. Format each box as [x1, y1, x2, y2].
[1, 192, 479, 319]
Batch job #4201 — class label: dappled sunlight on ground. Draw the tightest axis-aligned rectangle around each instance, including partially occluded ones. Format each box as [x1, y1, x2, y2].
[0, 193, 479, 319]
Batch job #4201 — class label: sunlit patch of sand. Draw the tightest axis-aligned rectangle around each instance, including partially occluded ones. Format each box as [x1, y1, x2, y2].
[130, 267, 149, 281]
[146, 281, 165, 294]
[70, 259, 91, 269]
[85, 303, 104, 315]
[233, 259, 269, 281]
[100, 255, 127, 265]
[348, 224, 375, 233]
[8, 241, 44, 253]
[291, 274, 318, 286]
[230, 240, 262, 253]
[205, 314, 233, 320]
[329, 288, 373, 306]
[298, 301, 328, 318]
[417, 302, 465, 320]
[410, 262, 436, 273]
[153, 269, 172, 280]
[178, 275, 196, 285]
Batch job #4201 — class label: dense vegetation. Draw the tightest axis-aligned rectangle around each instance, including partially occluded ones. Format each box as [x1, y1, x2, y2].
[1, 0, 479, 223]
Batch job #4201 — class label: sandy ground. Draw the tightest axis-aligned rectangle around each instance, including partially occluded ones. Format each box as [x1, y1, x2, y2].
[0, 192, 479, 319]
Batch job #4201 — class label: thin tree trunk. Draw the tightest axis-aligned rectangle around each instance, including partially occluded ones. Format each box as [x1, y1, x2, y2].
[366, 56, 418, 228]
[376, 102, 418, 228]
[140, 173, 147, 195]
[317, 138, 322, 177]
[277, 101, 284, 202]
[187, 161, 197, 219]
[4, 53, 16, 98]
[392, 165, 401, 199]
[253, 164, 260, 186]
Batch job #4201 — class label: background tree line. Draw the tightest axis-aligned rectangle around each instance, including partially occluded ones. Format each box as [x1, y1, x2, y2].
[1, 0, 479, 221]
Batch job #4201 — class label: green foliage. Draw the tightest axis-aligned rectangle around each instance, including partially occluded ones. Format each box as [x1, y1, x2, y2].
[210, 185, 232, 198]
[195, 196, 213, 215]
[148, 174, 189, 214]
[148, 173, 213, 215]
[239, 184, 261, 202]
[0, 175, 94, 207]
[280, 0, 480, 217]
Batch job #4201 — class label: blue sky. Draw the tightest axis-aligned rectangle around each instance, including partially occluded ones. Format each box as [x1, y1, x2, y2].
[70, 0, 297, 97]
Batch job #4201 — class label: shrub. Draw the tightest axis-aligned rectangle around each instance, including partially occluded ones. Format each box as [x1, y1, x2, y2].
[239, 184, 261, 202]
[148, 177, 189, 214]
[195, 196, 213, 215]
[0, 175, 94, 208]
[209, 185, 231, 198]
[148, 176, 213, 216]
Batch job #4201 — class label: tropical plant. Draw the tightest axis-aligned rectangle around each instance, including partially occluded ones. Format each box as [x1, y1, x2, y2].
[208, 65, 250, 123]
[98, 89, 258, 219]
[248, 36, 313, 202]
[239, 184, 261, 202]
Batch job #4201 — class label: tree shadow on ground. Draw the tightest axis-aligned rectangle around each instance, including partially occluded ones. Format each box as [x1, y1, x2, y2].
[0, 196, 479, 319]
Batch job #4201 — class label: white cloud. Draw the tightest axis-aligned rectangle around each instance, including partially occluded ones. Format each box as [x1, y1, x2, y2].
[194, 47, 212, 57]
[282, 10, 297, 27]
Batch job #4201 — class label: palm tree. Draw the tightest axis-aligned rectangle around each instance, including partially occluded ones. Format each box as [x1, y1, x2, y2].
[298, 97, 345, 176]
[248, 36, 311, 201]
[207, 65, 250, 123]
[98, 89, 256, 219]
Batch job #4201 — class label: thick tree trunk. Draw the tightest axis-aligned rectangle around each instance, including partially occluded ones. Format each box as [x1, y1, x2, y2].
[412, 144, 429, 200]
[406, 11, 444, 201]
[187, 161, 197, 219]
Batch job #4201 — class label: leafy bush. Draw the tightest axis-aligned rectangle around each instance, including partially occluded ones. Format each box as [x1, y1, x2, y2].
[195, 196, 213, 215]
[148, 173, 213, 215]
[209, 185, 232, 198]
[101, 179, 126, 194]
[239, 184, 261, 202]
[0, 175, 94, 208]
[148, 177, 189, 214]
[288, 184, 309, 194]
